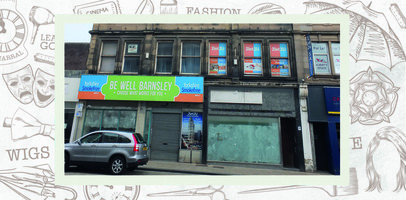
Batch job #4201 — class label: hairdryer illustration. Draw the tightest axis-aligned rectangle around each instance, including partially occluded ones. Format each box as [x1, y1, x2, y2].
[29, 6, 54, 44]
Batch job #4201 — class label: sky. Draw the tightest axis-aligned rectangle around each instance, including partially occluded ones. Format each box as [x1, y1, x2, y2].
[64, 24, 93, 42]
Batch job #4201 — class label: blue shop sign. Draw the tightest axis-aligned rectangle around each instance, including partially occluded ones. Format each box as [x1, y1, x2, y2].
[324, 87, 340, 114]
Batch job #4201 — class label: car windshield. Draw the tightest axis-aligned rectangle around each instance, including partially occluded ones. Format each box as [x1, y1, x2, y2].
[133, 133, 145, 143]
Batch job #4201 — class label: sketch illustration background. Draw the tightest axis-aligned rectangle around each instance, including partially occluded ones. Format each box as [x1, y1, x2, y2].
[1, 0, 406, 199]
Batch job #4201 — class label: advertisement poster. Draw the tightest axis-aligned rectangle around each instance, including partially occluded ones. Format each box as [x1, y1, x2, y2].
[332, 43, 340, 74]
[127, 44, 138, 54]
[311, 43, 328, 54]
[271, 58, 290, 76]
[78, 75, 204, 102]
[209, 57, 227, 74]
[270, 43, 288, 57]
[210, 42, 226, 56]
[313, 55, 331, 74]
[333, 56, 340, 74]
[244, 42, 261, 57]
[181, 112, 203, 150]
[244, 58, 262, 75]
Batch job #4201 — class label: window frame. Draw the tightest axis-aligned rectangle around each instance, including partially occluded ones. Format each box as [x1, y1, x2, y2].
[154, 40, 175, 75]
[121, 40, 143, 74]
[180, 40, 203, 75]
[330, 42, 340, 75]
[242, 40, 264, 76]
[268, 41, 291, 77]
[97, 40, 119, 74]
[311, 40, 340, 77]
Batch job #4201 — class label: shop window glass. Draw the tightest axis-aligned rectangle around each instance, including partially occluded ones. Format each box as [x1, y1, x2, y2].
[270, 42, 290, 77]
[123, 42, 141, 73]
[83, 110, 102, 134]
[311, 42, 332, 75]
[243, 42, 263, 75]
[209, 42, 227, 75]
[181, 42, 201, 74]
[99, 41, 118, 73]
[207, 115, 280, 164]
[119, 110, 137, 132]
[102, 110, 119, 130]
[156, 42, 173, 73]
[83, 109, 137, 136]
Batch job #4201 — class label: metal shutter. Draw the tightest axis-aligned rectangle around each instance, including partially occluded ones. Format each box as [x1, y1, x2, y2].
[150, 113, 181, 161]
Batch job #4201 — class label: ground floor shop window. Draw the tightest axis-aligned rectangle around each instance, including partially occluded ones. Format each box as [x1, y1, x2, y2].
[208, 115, 281, 164]
[82, 109, 137, 136]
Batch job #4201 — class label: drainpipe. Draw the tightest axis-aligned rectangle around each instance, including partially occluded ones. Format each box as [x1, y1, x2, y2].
[299, 84, 316, 172]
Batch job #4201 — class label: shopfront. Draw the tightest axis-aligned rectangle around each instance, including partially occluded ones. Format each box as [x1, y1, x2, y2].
[75, 74, 204, 163]
[204, 86, 302, 169]
[307, 85, 340, 175]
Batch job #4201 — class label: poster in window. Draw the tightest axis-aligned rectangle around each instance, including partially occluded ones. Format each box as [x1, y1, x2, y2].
[210, 42, 226, 56]
[331, 43, 340, 56]
[127, 44, 138, 54]
[244, 59, 262, 75]
[181, 112, 203, 150]
[333, 56, 340, 74]
[270, 43, 288, 57]
[244, 43, 261, 57]
[331, 43, 340, 74]
[209, 58, 226, 74]
[311, 43, 328, 54]
[313, 55, 331, 74]
[271, 59, 290, 76]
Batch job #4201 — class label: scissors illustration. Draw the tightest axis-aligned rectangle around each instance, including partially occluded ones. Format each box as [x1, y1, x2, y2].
[0, 164, 77, 200]
[147, 185, 229, 200]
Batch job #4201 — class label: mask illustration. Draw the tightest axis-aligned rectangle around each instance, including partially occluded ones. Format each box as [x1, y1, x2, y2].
[2, 65, 34, 104]
[33, 68, 55, 107]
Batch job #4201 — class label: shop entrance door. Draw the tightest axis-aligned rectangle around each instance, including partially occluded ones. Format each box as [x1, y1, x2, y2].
[313, 122, 329, 171]
[281, 118, 298, 169]
[150, 113, 181, 161]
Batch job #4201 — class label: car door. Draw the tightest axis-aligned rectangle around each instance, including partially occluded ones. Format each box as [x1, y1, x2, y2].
[69, 132, 103, 165]
[93, 132, 119, 164]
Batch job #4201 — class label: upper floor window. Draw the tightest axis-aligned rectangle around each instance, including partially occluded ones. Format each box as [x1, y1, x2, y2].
[209, 42, 227, 75]
[311, 42, 340, 75]
[270, 42, 290, 77]
[243, 42, 263, 76]
[181, 42, 201, 74]
[156, 42, 173, 74]
[122, 42, 141, 73]
[331, 43, 340, 74]
[99, 41, 118, 73]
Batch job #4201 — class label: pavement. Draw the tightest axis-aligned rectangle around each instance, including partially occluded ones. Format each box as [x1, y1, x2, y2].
[138, 160, 332, 175]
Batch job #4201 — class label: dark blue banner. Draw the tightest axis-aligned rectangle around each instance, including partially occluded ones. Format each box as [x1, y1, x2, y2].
[306, 35, 314, 77]
[324, 87, 340, 114]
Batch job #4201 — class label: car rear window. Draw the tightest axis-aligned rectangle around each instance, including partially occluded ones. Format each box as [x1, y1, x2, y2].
[133, 133, 145, 143]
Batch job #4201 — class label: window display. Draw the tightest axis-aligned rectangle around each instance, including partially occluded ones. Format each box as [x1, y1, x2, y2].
[243, 42, 262, 75]
[270, 43, 290, 77]
[209, 42, 227, 75]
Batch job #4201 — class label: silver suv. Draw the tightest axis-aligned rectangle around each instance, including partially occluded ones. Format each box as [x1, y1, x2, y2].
[64, 130, 148, 175]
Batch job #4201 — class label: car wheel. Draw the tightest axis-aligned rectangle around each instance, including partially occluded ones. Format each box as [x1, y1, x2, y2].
[110, 156, 126, 175]
[64, 152, 70, 171]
